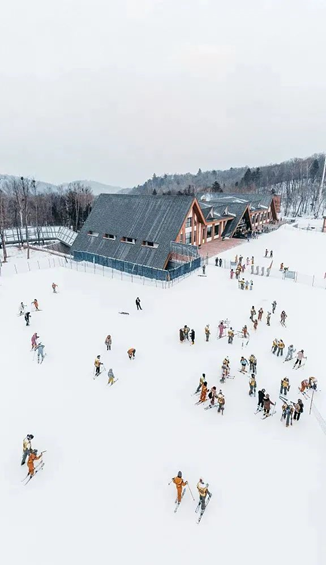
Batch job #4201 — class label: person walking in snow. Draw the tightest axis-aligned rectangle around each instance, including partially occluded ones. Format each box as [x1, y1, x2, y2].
[127, 348, 136, 360]
[24, 312, 31, 326]
[285, 345, 295, 361]
[228, 328, 234, 344]
[219, 258, 222, 267]
[21, 434, 34, 465]
[293, 399, 304, 421]
[190, 329, 195, 345]
[218, 321, 226, 339]
[280, 311, 287, 327]
[172, 471, 188, 505]
[258, 308, 263, 322]
[52, 283, 58, 293]
[249, 374, 257, 396]
[257, 388, 265, 411]
[197, 479, 211, 514]
[265, 249, 268, 257]
[266, 312, 271, 326]
[249, 354, 257, 374]
[240, 356, 248, 373]
[135, 297, 142, 310]
[277, 339, 285, 357]
[250, 306, 256, 321]
[179, 328, 184, 343]
[271, 338, 278, 354]
[272, 301, 277, 314]
[94, 355, 103, 376]
[217, 390, 225, 414]
[195, 374, 206, 394]
[294, 350, 306, 369]
[107, 368, 116, 386]
[36, 343, 45, 364]
[32, 299, 40, 311]
[215, 257, 218, 266]
[204, 325, 210, 342]
[263, 393, 275, 416]
[280, 377, 290, 396]
[105, 335, 112, 351]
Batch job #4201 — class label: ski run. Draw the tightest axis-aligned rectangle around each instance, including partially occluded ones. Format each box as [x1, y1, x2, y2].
[1, 222, 326, 565]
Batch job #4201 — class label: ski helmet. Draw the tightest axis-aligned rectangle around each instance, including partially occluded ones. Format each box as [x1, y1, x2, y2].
[177, 471, 182, 478]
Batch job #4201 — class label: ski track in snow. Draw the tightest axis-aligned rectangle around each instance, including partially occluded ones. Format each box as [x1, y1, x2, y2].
[0, 228, 325, 565]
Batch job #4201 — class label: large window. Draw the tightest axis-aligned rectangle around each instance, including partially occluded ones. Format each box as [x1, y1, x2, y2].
[185, 233, 192, 244]
[186, 217, 192, 228]
[214, 224, 219, 236]
[207, 226, 212, 238]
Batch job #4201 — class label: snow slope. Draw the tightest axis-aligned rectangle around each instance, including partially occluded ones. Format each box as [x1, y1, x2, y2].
[1, 229, 325, 565]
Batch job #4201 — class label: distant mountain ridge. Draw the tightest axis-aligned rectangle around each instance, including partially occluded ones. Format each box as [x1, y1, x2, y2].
[0, 175, 125, 195]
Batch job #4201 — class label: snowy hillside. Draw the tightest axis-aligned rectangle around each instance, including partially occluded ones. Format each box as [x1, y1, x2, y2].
[1, 227, 325, 565]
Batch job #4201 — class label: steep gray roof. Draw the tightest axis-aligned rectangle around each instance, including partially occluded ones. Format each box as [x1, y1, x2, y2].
[202, 193, 273, 211]
[71, 194, 194, 270]
[221, 203, 250, 238]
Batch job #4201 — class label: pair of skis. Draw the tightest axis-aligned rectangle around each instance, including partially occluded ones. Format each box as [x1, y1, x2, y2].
[261, 403, 277, 420]
[195, 495, 212, 524]
[22, 461, 45, 486]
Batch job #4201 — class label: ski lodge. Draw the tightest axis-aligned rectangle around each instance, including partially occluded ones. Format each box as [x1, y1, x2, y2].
[71, 193, 280, 280]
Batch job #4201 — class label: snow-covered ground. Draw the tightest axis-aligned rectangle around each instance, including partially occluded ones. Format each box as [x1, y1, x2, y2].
[1, 227, 326, 565]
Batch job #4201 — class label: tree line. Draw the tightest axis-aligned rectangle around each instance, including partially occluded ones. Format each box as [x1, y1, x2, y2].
[0, 178, 93, 261]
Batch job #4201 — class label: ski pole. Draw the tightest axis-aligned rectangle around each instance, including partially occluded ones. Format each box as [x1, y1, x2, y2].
[168, 481, 172, 485]
[187, 484, 195, 501]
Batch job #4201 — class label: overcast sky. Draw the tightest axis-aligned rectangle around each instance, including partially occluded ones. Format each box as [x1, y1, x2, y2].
[1, 0, 325, 188]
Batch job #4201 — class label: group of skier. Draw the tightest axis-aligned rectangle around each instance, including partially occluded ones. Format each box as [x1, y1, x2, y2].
[171, 472, 211, 522]
[179, 325, 196, 344]
[194, 374, 225, 414]
[21, 434, 46, 483]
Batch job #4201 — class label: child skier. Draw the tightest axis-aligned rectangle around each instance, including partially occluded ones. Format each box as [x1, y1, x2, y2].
[94, 355, 103, 375]
[204, 325, 210, 342]
[285, 345, 295, 361]
[240, 356, 248, 373]
[280, 377, 290, 395]
[36, 343, 45, 364]
[249, 374, 257, 396]
[32, 299, 39, 311]
[258, 308, 263, 321]
[217, 390, 225, 414]
[253, 319, 258, 331]
[52, 283, 58, 293]
[27, 449, 43, 478]
[172, 471, 188, 505]
[196, 479, 211, 515]
[105, 335, 112, 351]
[107, 368, 116, 385]
[31, 332, 39, 350]
[127, 348, 136, 360]
[263, 393, 275, 416]
[242, 325, 249, 339]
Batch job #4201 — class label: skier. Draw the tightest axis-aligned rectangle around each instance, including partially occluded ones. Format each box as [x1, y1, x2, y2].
[105, 335, 112, 351]
[280, 311, 287, 327]
[228, 328, 234, 344]
[19, 302, 26, 316]
[107, 368, 116, 386]
[294, 350, 306, 369]
[21, 434, 34, 465]
[271, 338, 278, 354]
[219, 258, 222, 267]
[127, 348, 136, 360]
[32, 299, 39, 311]
[208, 386, 218, 407]
[218, 321, 226, 339]
[245, 280, 249, 290]
[183, 325, 190, 340]
[199, 381, 208, 403]
[240, 278, 245, 290]
[265, 249, 268, 257]
[250, 280, 253, 290]
[308, 376, 317, 390]
[24, 312, 31, 326]
[204, 325, 210, 342]
[251, 256, 254, 265]
[266, 312, 271, 326]
[258, 308, 263, 321]
[250, 306, 256, 321]
[94, 355, 103, 376]
[202, 264, 206, 275]
[240, 356, 248, 372]
[257, 388, 265, 411]
[272, 301, 277, 314]
[280, 262, 284, 271]
[277, 339, 285, 357]
[293, 399, 304, 421]
[52, 283, 58, 293]
[215, 257, 218, 266]
[280, 377, 290, 396]
[263, 393, 275, 416]
[253, 319, 258, 331]
[246, 257, 250, 266]
[249, 354, 257, 374]
[195, 373, 206, 394]
[190, 329, 195, 345]
[285, 344, 295, 361]
[281, 403, 293, 427]
[197, 479, 211, 515]
[217, 390, 225, 414]
[135, 297, 142, 310]
[179, 328, 184, 343]
[270, 250, 273, 258]
[239, 255, 243, 264]
[300, 379, 309, 393]
[242, 325, 249, 339]
[36, 343, 45, 363]
[220, 360, 229, 382]
[31, 332, 39, 350]
[172, 471, 188, 505]
[27, 449, 43, 478]
[249, 374, 257, 396]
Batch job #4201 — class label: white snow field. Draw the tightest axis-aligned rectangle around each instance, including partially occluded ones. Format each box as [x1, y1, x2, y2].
[1, 227, 326, 565]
